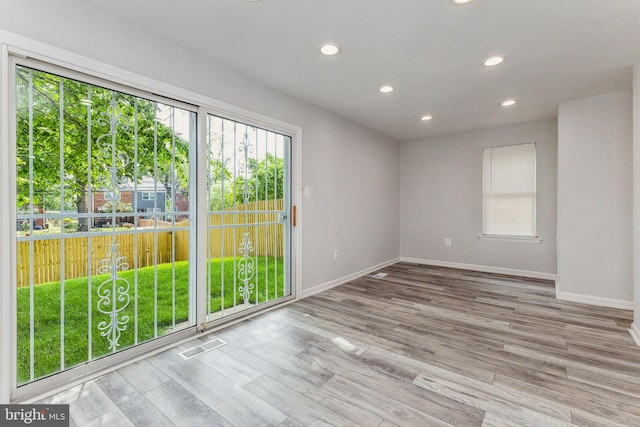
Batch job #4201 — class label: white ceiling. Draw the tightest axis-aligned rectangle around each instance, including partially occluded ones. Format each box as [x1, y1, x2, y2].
[83, 0, 640, 142]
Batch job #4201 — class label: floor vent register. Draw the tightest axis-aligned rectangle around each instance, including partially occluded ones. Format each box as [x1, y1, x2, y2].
[178, 337, 227, 360]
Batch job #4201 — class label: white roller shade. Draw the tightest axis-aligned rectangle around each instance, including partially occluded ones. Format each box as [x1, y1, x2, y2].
[482, 143, 536, 237]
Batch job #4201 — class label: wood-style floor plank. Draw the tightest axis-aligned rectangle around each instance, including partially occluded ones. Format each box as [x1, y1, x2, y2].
[244, 375, 359, 427]
[143, 379, 233, 427]
[321, 375, 452, 427]
[39, 262, 640, 426]
[96, 372, 175, 427]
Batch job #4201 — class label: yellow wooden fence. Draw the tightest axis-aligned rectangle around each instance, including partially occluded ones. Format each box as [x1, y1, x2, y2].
[207, 199, 284, 259]
[17, 200, 284, 288]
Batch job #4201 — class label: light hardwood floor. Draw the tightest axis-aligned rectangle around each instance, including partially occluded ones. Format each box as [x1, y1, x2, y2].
[40, 262, 640, 426]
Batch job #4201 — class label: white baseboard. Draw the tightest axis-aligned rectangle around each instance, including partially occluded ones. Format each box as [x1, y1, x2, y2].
[301, 257, 400, 298]
[556, 291, 634, 310]
[630, 323, 640, 346]
[399, 257, 557, 281]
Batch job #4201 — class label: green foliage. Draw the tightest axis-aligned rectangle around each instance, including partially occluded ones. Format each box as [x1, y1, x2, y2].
[208, 154, 284, 210]
[209, 153, 284, 211]
[15, 66, 190, 223]
[233, 154, 284, 205]
[98, 200, 133, 213]
[16, 257, 284, 384]
[207, 158, 235, 211]
[208, 181, 236, 211]
[16, 66, 286, 220]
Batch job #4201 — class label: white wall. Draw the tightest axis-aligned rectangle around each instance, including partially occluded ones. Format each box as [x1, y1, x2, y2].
[399, 119, 558, 277]
[558, 91, 633, 308]
[0, 0, 400, 293]
[633, 62, 640, 343]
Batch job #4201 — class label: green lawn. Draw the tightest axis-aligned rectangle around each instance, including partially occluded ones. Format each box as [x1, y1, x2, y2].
[17, 256, 284, 384]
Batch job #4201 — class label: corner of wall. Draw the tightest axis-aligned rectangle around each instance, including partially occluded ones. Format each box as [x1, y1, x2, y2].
[633, 58, 640, 341]
[301, 257, 399, 298]
[555, 290, 634, 311]
[630, 323, 640, 346]
[558, 91, 633, 307]
[400, 257, 556, 281]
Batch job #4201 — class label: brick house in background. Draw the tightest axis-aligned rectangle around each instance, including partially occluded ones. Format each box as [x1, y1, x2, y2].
[173, 191, 190, 220]
[92, 176, 170, 227]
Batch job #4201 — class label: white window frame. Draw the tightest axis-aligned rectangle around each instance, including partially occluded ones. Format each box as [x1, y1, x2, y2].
[0, 31, 303, 404]
[479, 142, 541, 243]
[141, 191, 155, 201]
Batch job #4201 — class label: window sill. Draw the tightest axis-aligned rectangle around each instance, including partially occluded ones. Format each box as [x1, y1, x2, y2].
[477, 234, 543, 243]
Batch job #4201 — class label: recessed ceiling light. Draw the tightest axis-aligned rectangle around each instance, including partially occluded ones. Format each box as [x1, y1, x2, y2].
[421, 115, 433, 121]
[451, 0, 475, 4]
[501, 99, 517, 107]
[379, 86, 394, 93]
[483, 56, 505, 67]
[320, 43, 340, 56]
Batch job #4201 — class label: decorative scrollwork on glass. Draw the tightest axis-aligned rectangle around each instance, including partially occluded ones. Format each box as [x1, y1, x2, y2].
[237, 132, 256, 305]
[94, 93, 132, 351]
[238, 132, 253, 205]
[95, 96, 131, 190]
[96, 244, 131, 351]
[237, 233, 256, 304]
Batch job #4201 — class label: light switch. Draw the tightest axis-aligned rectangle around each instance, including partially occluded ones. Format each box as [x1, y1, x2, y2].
[304, 187, 311, 198]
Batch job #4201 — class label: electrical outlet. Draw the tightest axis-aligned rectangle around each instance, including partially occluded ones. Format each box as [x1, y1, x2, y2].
[445, 238, 452, 247]
[333, 249, 339, 259]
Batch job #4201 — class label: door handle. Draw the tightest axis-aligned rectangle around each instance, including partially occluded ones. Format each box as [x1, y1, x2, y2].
[293, 205, 297, 227]
[278, 206, 296, 226]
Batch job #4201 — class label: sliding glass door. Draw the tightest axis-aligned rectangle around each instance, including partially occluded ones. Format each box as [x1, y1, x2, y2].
[10, 59, 295, 392]
[14, 62, 196, 385]
[205, 115, 292, 321]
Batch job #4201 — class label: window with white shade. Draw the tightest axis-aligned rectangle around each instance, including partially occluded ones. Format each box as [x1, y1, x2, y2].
[482, 143, 537, 237]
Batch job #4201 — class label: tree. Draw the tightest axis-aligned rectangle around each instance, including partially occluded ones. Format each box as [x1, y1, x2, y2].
[15, 66, 190, 231]
[233, 153, 284, 205]
[98, 201, 133, 213]
[208, 158, 234, 211]
[207, 153, 285, 211]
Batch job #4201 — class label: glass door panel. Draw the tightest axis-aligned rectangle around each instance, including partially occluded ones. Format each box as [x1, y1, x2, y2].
[206, 115, 291, 321]
[14, 64, 196, 385]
